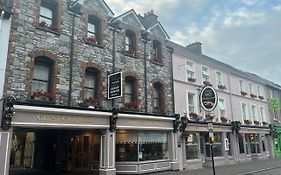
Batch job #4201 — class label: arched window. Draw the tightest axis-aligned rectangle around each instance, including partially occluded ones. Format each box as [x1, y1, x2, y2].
[124, 76, 138, 109]
[31, 56, 54, 101]
[125, 30, 136, 56]
[153, 82, 164, 113]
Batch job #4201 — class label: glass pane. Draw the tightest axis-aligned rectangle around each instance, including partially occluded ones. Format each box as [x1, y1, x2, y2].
[32, 80, 48, 92]
[88, 22, 96, 33]
[85, 75, 96, 88]
[33, 65, 49, 81]
[84, 88, 95, 99]
[39, 16, 52, 26]
[40, 6, 52, 19]
[186, 62, 193, 71]
[202, 67, 209, 76]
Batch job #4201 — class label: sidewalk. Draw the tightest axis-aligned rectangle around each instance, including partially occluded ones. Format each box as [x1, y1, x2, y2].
[151, 158, 281, 175]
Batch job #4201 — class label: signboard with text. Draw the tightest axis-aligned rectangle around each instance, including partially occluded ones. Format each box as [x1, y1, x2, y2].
[199, 86, 218, 112]
[108, 72, 122, 100]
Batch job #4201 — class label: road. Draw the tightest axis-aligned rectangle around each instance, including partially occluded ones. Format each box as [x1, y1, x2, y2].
[242, 167, 281, 175]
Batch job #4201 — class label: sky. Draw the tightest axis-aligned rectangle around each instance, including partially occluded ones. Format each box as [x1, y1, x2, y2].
[106, 0, 281, 85]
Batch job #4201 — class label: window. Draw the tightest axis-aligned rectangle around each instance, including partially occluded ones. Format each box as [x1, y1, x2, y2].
[116, 131, 169, 161]
[39, 0, 58, 29]
[269, 89, 274, 98]
[247, 134, 260, 154]
[87, 15, 101, 44]
[218, 99, 226, 118]
[251, 105, 257, 121]
[187, 93, 196, 114]
[152, 40, 162, 62]
[31, 56, 54, 101]
[241, 103, 247, 121]
[185, 133, 199, 159]
[204, 132, 222, 157]
[238, 134, 245, 154]
[259, 106, 265, 121]
[239, 80, 244, 92]
[84, 68, 98, 99]
[124, 76, 138, 109]
[249, 83, 253, 94]
[153, 82, 164, 113]
[186, 61, 194, 80]
[202, 66, 209, 82]
[257, 86, 260, 96]
[216, 72, 222, 86]
[125, 30, 136, 56]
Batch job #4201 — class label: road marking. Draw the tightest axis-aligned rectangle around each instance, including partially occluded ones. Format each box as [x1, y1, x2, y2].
[236, 166, 281, 175]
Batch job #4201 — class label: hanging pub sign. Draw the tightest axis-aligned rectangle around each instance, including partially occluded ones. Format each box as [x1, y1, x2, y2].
[199, 86, 218, 112]
[108, 72, 122, 100]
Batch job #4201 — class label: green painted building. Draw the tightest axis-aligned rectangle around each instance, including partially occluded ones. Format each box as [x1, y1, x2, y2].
[272, 125, 281, 157]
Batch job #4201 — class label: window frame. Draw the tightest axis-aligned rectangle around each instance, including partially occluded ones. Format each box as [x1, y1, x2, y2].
[153, 82, 164, 113]
[241, 102, 248, 122]
[216, 71, 223, 86]
[259, 106, 265, 122]
[202, 66, 210, 82]
[218, 98, 226, 118]
[186, 91, 197, 115]
[84, 67, 99, 100]
[152, 40, 162, 62]
[38, 0, 59, 31]
[251, 104, 257, 122]
[125, 30, 136, 56]
[186, 61, 195, 80]
[87, 15, 102, 45]
[239, 80, 244, 92]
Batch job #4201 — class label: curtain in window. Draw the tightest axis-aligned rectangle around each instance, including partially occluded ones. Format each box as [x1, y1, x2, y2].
[32, 64, 49, 92]
[138, 132, 167, 143]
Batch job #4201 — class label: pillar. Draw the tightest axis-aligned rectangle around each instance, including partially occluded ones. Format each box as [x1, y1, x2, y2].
[0, 128, 13, 175]
[169, 131, 180, 170]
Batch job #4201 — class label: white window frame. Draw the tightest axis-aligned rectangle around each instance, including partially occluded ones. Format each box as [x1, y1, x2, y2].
[239, 80, 244, 92]
[249, 83, 253, 94]
[218, 98, 226, 118]
[186, 61, 195, 80]
[216, 71, 223, 86]
[251, 104, 257, 122]
[186, 90, 198, 115]
[201, 66, 210, 83]
[257, 86, 261, 96]
[241, 102, 248, 122]
[259, 106, 265, 122]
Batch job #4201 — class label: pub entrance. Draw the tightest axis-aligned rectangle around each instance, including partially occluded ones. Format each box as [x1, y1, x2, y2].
[9, 129, 101, 174]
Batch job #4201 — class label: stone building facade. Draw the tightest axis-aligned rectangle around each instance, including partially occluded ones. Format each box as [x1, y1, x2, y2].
[0, 0, 177, 175]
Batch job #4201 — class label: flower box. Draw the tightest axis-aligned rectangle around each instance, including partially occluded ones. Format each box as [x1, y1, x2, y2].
[153, 106, 165, 113]
[79, 97, 99, 107]
[250, 94, 257, 98]
[152, 56, 162, 63]
[206, 114, 215, 121]
[218, 85, 227, 90]
[241, 91, 247, 96]
[125, 100, 139, 110]
[31, 90, 54, 101]
[188, 78, 196, 83]
[258, 96, 264, 100]
[254, 120, 260, 125]
[244, 119, 252, 125]
[203, 81, 212, 86]
[189, 112, 199, 119]
[220, 116, 228, 123]
[125, 49, 135, 56]
[84, 35, 97, 44]
[38, 21, 58, 32]
[262, 121, 268, 126]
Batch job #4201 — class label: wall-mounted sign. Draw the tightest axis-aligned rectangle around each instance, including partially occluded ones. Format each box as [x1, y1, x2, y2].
[108, 72, 122, 100]
[269, 98, 280, 111]
[225, 138, 229, 151]
[199, 86, 218, 112]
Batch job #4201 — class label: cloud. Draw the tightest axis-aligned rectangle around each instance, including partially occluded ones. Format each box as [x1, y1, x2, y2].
[273, 4, 281, 11]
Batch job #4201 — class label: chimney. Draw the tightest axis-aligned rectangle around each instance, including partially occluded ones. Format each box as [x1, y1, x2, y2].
[185, 42, 202, 54]
[143, 10, 158, 25]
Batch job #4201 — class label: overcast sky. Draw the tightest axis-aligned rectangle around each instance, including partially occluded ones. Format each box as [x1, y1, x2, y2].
[106, 0, 281, 85]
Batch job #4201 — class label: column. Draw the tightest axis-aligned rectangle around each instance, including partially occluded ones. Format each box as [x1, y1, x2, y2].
[0, 128, 13, 175]
[99, 130, 116, 175]
[169, 131, 180, 170]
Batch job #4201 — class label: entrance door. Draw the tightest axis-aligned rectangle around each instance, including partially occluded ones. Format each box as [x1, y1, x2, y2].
[73, 135, 91, 171]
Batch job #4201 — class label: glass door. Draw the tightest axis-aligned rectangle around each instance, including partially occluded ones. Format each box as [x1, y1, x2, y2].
[74, 135, 91, 171]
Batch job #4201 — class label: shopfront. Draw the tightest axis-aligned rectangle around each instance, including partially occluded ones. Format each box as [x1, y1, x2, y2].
[272, 125, 281, 158]
[115, 113, 178, 174]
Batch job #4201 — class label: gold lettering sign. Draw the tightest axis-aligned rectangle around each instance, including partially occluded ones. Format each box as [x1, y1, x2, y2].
[37, 115, 93, 124]
[127, 119, 164, 127]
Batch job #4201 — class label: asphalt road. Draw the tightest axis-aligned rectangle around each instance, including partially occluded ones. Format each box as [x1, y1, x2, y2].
[245, 167, 281, 175]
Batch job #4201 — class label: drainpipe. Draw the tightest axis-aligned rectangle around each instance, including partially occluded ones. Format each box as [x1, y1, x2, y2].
[111, 27, 117, 108]
[167, 46, 175, 113]
[68, 13, 75, 107]
[143, 36, 148, 113]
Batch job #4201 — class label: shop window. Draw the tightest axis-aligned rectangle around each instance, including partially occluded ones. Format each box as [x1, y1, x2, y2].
[124, 76, 138, 109]
[262, 136, 266, 152]
[238, 133, 245, 154]
[204, 132, 222, 157]
[152, 40, 162, 63]
[245, 134, 250, 154]
[125, 30, 136, 56]
[185, 133, 199, 159]
[116, 131, 168, 162]
[246, 134, 260, 154]
[39, 0, 59, 31]
[86, 15, 101, 45]
[227, 133, 232, 156]
[153, 82, 164, 113]
[31, 56, 54, 101]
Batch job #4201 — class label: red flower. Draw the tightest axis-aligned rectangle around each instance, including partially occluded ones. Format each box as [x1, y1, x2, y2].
[125, 100, 139, 109]
[203, 81, 212, 86]
[153, 56, 162, 63]
[218, 85, 227, 90]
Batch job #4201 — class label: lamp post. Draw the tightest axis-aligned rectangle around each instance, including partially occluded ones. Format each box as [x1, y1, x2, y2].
[208, 122, 215, 175]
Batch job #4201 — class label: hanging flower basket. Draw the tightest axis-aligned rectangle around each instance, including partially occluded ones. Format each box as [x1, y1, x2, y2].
[250, 94, 257, 98]
[220, 116, 228, 123]
[254, 120, 260, 125]
[244, 119, 252, 125]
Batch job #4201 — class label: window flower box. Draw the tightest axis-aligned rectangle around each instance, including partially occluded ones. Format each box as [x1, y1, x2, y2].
[83, 35, 97, 44]
[206, 114, 215, 121]
[258, 96, 264, 100]
[124, 100, 139, 110]
[31, 89, 54, 101]
[152, 56, 162, 63]
[262, 121, 268, 126]
[79, 97, 99, 107]
[220, 116, 228, 123]
[189, 112, 199, 120]
[203, 81, 212, 86]
[250, 94, 257, 98]
[153, 106, 165, 114]
[254, 120, 260, 125]
[188, 78, 196, 83]
[244, 119, 252, 125]
[218, 85, 227, 90]
[240, 91, 247, 96]
[38, 21, 58, 32]
[125, 49, 135, 56]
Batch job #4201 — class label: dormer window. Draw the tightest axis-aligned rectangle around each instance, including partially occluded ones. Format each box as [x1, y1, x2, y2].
[125, 30, 136, 56]
[152, 40, 162, 63]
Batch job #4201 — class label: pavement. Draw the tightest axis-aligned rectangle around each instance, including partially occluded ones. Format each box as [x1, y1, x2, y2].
[150, 158, 281, 175]
[9, 158, 281, 175]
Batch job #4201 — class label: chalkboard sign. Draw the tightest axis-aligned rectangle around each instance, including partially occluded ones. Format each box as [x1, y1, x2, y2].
[199, 86, 218, 112]
[108, 72, 122, 100]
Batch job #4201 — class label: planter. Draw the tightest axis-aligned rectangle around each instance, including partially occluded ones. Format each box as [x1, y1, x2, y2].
[218, 85, 227, 90]
[258, 96, 264, 100]
[188, 78, 196, 83]
[244, 119, 252, 125]
[254, 120, 260, 125]
[262, 121, 268, 126]
[203, 81, 212, 86]
[220, 117, 228, 123]
[189, 112, 199, 120]
[250, 94, 257, 98]
[241, 91, 247, 96]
